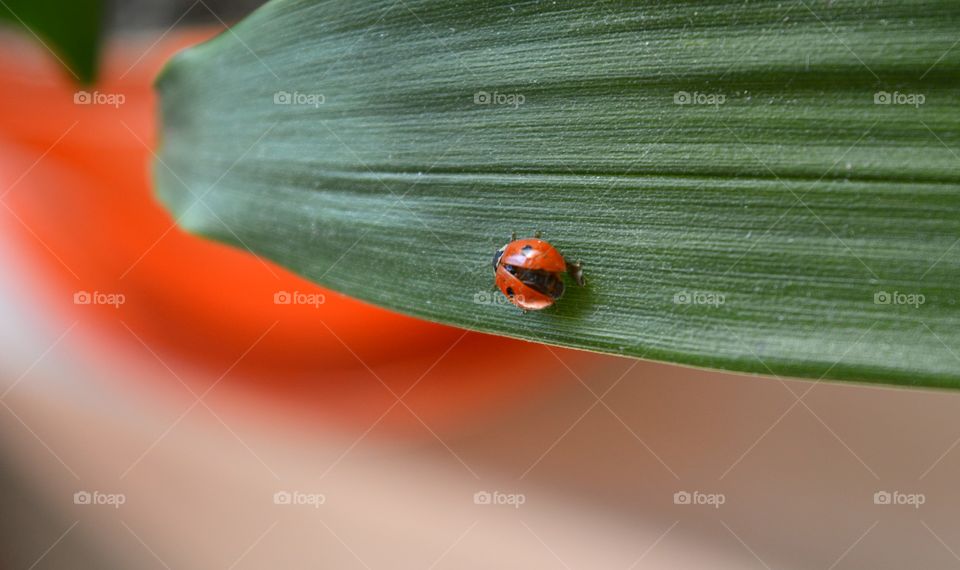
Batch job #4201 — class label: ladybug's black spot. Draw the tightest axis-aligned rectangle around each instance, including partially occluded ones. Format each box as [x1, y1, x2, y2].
[521, 245, 534, 256]
[504, 264, 517, 275]
[505, 287, 515, 298]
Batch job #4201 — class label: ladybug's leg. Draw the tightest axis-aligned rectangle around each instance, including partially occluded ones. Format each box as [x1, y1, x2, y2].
[566, 259, 585, 286]
[511, 231, 517, 241]
[534, 230, 542, 239]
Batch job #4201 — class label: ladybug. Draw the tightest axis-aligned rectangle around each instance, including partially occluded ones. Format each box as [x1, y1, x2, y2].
[492, 232, 584, 311]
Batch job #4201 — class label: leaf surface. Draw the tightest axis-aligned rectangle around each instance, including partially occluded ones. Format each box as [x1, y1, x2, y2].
[156, 0, 960, 387]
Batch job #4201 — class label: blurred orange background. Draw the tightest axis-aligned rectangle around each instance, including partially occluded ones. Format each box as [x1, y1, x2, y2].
[0, 26, 606, 432]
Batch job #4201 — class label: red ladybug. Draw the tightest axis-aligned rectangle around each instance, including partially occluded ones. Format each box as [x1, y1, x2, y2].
[492, 233, 585, 311]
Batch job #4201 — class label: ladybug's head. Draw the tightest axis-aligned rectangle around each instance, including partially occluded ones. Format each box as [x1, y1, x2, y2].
[492, 247, 505, 270]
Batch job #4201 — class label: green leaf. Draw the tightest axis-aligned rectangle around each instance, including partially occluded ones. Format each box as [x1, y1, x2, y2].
[0, 0, 103, 83]
[154, 0, 960, 388]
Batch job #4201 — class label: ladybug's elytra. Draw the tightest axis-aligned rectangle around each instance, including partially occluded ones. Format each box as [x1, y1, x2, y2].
[492, 232, 585, 311]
